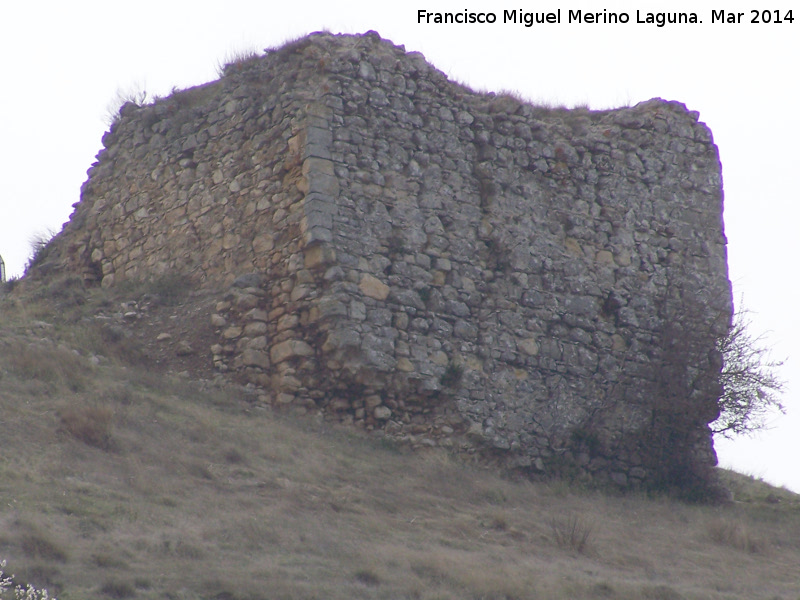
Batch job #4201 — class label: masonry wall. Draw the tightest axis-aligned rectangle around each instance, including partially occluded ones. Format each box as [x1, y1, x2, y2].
[55, 32, 732, 488]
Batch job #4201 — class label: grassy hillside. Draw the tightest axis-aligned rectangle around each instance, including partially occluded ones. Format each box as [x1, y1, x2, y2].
[1, 277, 799, 600]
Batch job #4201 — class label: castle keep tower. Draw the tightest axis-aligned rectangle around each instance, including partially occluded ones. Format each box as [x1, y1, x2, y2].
[54, 32, 732, 488]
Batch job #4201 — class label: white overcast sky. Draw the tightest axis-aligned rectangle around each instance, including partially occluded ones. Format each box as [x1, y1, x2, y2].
[2, 1, 798, 491]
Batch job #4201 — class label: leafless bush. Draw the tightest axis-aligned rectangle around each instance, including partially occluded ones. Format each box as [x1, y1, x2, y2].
[713, 306, 785, 438]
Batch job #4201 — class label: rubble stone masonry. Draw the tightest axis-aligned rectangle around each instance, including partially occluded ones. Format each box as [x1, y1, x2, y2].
[56, 31, 733, 487]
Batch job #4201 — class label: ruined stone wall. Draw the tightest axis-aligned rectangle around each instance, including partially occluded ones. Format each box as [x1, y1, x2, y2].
[55, 32, 732, 488]
[66, 51, 311, 287]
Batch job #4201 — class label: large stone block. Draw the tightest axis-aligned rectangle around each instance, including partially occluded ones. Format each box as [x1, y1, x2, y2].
[241, 349, 270, 369]
[270, 340, 315, 363]
[359, 273, 390, 300]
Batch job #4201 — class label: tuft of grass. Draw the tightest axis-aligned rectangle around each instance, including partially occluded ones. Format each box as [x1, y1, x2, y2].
[3, 276, 20, 293]
[43, 277, 89, 315]
[718, 469, 800, 506]
[707, 518, 765, 553]
[487, 90, 527, 115]
[216, 47, 262, 77]
[486, 510, 509, 531]
[550, 513, 595, 554]
[83, 321, 152, 367]
[479, 487, 508, 506]
[5, 340, 92, 393]
[439, 362, 463, 388]
[641, 583, 686, 600]
[146, 272, 194, 306]
[91, 551, 129, 569]
[17, 523, 68, 563]
[221, 447, 246, 465]
[104, 82, 150, 126]
[24, 230, 57, 276]
[58, 402, 114, 450]
[100, 578, 136, 599]
[354, 568, 381, 587]
[591, 581, 616, 597]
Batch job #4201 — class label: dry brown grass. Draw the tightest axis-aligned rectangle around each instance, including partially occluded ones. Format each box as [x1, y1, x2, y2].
[706, 517, 765, 553]
[58, 402, 114, 450]
[4, 339, 92, 393]
[550, 513, 596, 554]
[216, 47, 262, 77]
[15, 520, 69, 563]
[1, 288, 800, 599]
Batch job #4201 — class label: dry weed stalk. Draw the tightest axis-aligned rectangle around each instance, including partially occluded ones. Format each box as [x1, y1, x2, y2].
[550, 513, 595, 554]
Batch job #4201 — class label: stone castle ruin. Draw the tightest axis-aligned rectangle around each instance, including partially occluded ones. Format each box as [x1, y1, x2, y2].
[48, 32, 732, 489]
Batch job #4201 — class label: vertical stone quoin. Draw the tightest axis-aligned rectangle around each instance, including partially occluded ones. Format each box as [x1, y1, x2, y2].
[46, 31, 732, 491]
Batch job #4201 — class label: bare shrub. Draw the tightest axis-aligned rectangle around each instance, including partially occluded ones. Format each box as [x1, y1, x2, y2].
[637, 295, 785, 501]
[713, 306, 786, 438]
[630, 282, 731, 502]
